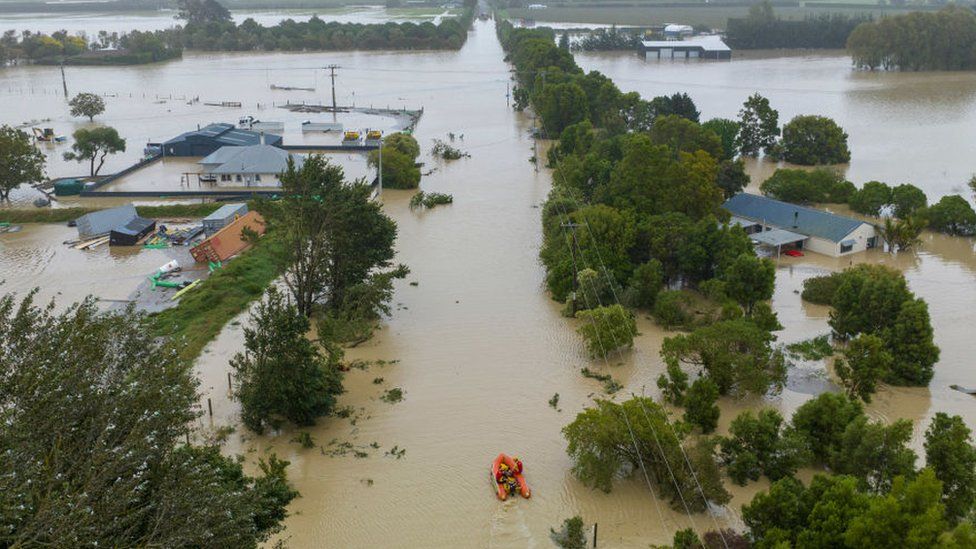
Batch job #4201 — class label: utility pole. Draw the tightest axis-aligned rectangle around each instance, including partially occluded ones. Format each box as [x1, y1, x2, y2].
[325, 64, 339, 117]
[378, 136, 383, 199]
[60, 61, 68, 99]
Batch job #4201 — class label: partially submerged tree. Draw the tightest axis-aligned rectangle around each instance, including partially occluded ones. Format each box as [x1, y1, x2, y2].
[68, 92, 105, 121]
[270, 155, 402, 318]
[683, 377, 720, 433]
[722, 253, 775, 315]
[835, 333, 892, 402]
[777, 115, 850, 165]
[790, 392, 864, 464]
[720, 409, 810, 485]
[736, 93, 779, 156]
[177, 0, 232, 24]
[0, 124, 45, 200]
[575, 303, 637, 358]
[0, 293, 296, 546]
[369, 132, 421, 189]
[926, 194, 976, 236]
[562, 397, 730, 510]
[63, 126, 126, 176]
[924, 413, 976, 523]
[661, 319, 787, 397]
[231, 287, 344, 433]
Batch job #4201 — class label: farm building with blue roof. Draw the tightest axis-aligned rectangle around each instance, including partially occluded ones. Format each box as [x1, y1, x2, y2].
[723, 193, 878, 257]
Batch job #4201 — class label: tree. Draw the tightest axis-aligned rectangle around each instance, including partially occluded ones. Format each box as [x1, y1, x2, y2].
[538, 81, 589, 136]
[177, 0, 232, 24]
[891, 183, 927, 218]
[270, 155, 400, 317]
[845, 469, 948, 548]
[848, 180, 892, 216]
[562, 397, 730, 510]
[68, 92, 105, 121]
[624, 259, 663, 309]
[383, 131, 420, 159]
[828, 264, 911, 339]
[649, 115, 723, 160]
[720, 409, 810, 485]
[62, 126, 126, 176]
[722, 253, 775, 315]
[369, 143, 420, 189]
[683, 377, 720, 433]
[926, 195, 976, 236]
[672, 528, 704, 549]
[702, 118, 739, 160]
[716, 159, 749, 199]
[831, 417, 916, 493]
[790, 392, 864, 463]
[648, 92, 700, 123]
[836, 334, 892, 402]
[737, 93, 779, 156]
[925, 413, 976, 523]
[759, 167, 854, 204]
[778, 115, 850, 165]
[661, 319, 786, 397]
[0, 125, 45, 200]
[886, 298, 939, 385]
[0, 293, 296, 546]
[575, 304, 637, 358]
[877, 215, 925, 253]
[550, 516, 586, 548]
[231, 287, 343, 433]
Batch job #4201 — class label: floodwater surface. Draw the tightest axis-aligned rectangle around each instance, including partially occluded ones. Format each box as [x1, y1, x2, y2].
[2, 19, 976, 548]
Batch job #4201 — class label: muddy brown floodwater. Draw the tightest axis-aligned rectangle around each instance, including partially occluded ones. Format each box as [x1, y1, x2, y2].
[3, 19, 976, 548]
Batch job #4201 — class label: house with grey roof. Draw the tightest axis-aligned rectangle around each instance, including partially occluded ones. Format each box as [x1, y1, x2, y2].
[723, 193, 878, 257]
[198, 144, 301, 187]
[161, 123, 283, 157]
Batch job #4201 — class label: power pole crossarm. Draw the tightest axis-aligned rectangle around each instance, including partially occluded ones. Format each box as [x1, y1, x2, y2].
[325, 64, 339, 112]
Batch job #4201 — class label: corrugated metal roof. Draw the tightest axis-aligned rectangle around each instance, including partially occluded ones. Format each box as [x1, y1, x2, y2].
[206, 145, 297, 175]
[76, 204, 138, 238]
[751, 228, 808, 247]
[641, 35, 731, 52]
[204, 203, 249, 222]
[112, 216, 155, 236]
[724, 193, 868, 243]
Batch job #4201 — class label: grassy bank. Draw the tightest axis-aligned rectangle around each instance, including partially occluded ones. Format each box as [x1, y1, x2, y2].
[0, 203, 228, 224]
[152, 233, 283, 362]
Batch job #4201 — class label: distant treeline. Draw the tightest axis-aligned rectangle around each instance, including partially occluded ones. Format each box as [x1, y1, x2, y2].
[726, 1, 871, 49]
[0, 29, 182, 66]
[570, 26, 644, 51]
[180, 12, 472, 51]
[0, 0, 474, 65]
[847, 6, 976, 70]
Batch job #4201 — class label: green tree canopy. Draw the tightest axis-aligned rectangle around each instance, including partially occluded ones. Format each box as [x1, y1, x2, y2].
[0, 293, 296, 546]
[575, 304, 637, 358]
[683, 377, 720, 433]
[925, 413, 976, 523]
[926, 195, 976, 236]
[831, 416, 917, 493]
[891, 183, 927, 219]
[759, 167, 855, 204]
[231, 287, 344, 433]
[648, 92, 700, 123]
[835, 333, 892, 402]
[790, 392, 864, 463]
[661, 319, 787, 397]
[737, 93, 779, 156]
[722, 253, 775, 315]
[720, 409, 810, 485]
[848, 180, 892, 216]
[778, 115, 851, 165]
[0, 125, 45, 200]
[63, 126, 126, 176]
[701, 118, 739, 160]
[68, 92, 106, 121]
[562, 397, 730, 510]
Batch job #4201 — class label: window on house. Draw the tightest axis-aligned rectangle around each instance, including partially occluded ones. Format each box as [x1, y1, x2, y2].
[840, 243, 853, 253]
[255, 174, 262, 182]
[236, 174, 242, 182]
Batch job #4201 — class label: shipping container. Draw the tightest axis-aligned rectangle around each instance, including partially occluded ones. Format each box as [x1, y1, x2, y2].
[202, 202, 249, 235]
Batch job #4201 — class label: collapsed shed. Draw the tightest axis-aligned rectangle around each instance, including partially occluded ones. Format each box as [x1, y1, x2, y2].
[109, 217, 157, 246]
[190, 211, 265, 263]
[75, 204, 138, 239]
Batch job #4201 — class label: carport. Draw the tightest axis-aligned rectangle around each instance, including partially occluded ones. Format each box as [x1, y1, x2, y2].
[750, 228, 808, 258]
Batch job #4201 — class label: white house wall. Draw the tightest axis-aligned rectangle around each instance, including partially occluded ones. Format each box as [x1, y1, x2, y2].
[803, 223, 876, 257]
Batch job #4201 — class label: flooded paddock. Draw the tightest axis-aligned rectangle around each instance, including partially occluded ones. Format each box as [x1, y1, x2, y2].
[2, 18, 976, 548]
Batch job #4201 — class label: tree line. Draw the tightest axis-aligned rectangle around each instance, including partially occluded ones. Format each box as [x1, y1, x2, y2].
[726, 1, 871, 49]
[847, 6, 976, 70]
[0, 0, 476, 65]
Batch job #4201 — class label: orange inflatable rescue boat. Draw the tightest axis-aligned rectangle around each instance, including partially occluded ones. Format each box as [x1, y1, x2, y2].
[491, 453, 531, 500]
